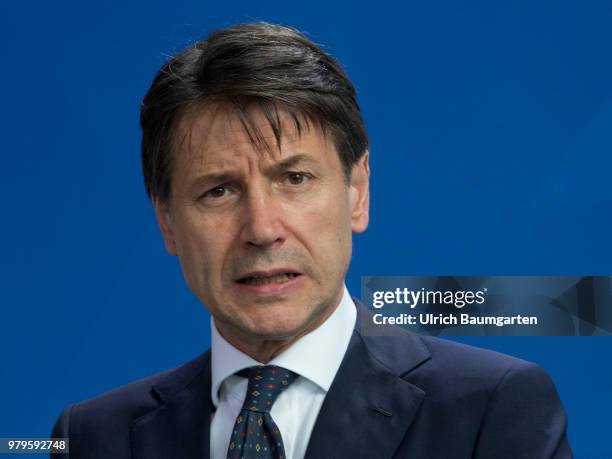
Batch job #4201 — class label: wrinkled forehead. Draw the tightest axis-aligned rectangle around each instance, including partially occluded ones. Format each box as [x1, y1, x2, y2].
[172, 103, 331, 171]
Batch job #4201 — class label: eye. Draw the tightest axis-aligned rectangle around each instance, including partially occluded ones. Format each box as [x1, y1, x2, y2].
[203, 185, 228, 198]
[284, 172, 311, 186]
[199, 184, 238, 206]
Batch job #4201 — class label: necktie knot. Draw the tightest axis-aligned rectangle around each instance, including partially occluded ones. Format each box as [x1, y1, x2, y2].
[241, 365, 298, 413]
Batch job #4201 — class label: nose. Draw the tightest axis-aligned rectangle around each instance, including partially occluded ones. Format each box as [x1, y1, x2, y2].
[239, 185, 286, 248]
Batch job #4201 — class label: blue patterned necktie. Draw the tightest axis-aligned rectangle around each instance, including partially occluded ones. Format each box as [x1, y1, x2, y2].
[226, 365, 298, 459]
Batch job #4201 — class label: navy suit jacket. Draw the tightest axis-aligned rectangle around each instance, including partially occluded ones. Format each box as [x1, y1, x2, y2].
[52, 306, 572, 458]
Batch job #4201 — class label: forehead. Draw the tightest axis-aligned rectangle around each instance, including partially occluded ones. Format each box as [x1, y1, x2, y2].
[173, 105, 336, 172]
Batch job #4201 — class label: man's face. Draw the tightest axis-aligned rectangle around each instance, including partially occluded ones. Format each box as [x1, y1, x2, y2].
[155, 107, 369, 349]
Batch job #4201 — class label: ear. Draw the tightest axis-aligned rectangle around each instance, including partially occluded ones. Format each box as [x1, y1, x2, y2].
[153, 199, 178, 256]
[349, 151, 370, 233]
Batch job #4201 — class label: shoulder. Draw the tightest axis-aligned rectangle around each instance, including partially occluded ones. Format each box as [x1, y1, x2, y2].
[420, 336, 558, 400]
[51, 351, 211, 448]
[361, 332, 556, 400]
[419, 335, 536, 378]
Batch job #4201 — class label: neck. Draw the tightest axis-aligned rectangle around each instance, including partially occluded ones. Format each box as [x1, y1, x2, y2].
[214, 304, 338, 363]
[216, 333, 298, 364]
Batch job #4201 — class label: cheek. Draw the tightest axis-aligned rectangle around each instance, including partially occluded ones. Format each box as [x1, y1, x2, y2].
[173, 221, 225, 286]
[288, 191, 353, 259]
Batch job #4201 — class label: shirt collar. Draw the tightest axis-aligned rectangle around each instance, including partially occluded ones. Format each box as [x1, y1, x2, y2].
[210, 285, 357, 407]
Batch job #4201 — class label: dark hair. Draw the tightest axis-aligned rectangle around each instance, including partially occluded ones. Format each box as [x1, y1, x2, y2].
[140, 22, 368, 203]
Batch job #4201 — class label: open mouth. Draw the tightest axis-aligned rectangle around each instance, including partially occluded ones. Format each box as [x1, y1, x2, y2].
[237, 273, 301, 286]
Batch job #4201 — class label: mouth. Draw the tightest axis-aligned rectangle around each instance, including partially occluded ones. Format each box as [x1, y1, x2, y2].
[237, 272, 302, 286]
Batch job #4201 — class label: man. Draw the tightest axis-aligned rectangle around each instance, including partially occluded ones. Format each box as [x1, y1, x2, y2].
[52, 23, 572, 458]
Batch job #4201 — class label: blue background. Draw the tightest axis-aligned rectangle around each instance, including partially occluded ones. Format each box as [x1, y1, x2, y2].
[1, 1, 611, 457]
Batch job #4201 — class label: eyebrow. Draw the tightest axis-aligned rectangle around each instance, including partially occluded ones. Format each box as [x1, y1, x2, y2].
[188, 172, 238, 190]
[267, 153, 317, 174]
[188, 153, 318, 189]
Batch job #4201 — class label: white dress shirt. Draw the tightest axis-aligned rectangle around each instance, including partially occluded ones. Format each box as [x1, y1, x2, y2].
[210, 285, 357, 459]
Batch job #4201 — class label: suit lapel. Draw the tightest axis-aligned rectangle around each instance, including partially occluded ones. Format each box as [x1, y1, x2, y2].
[131, 352, 213, 459]
[304, 307, 431, 459]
